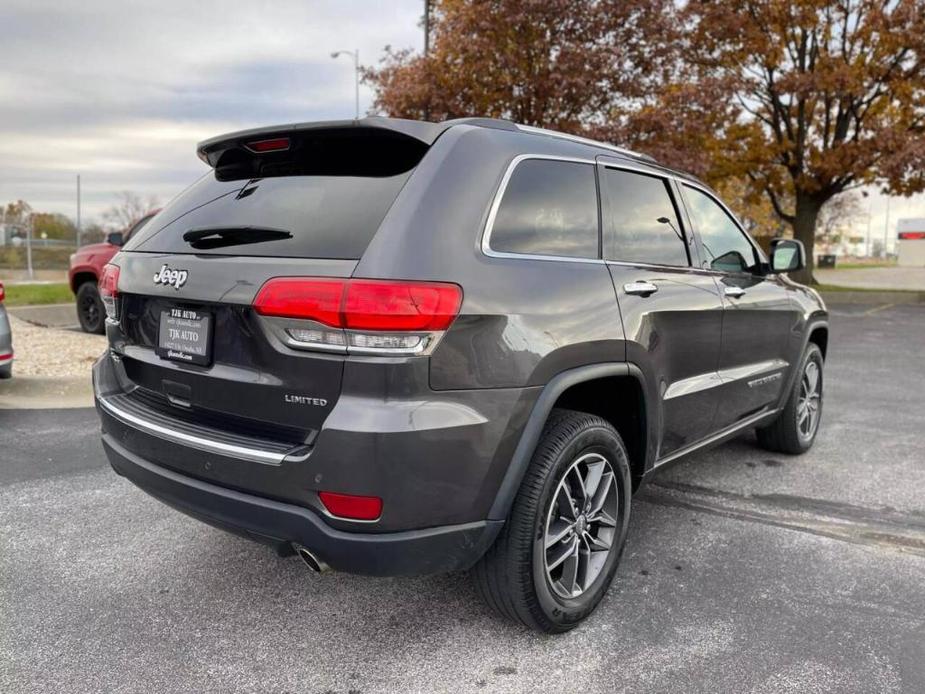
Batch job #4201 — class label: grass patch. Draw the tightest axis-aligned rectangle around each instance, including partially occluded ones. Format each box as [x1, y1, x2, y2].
[3, 282, 74, 306]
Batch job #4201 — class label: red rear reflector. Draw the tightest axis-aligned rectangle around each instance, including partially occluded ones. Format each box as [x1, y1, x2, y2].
[99, 264, 120, 298]
[253, 278, 462, 331]
[0, 281, 5, 302]
[319, 491, 382, 521]
[245, 137, 291, 153]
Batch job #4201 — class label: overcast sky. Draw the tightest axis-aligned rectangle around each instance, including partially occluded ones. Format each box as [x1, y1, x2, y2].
[0, 0, 423, 222]
[1, 0, 920, 249]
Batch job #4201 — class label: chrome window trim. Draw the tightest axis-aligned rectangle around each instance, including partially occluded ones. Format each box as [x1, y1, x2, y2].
[98, 395, 287, 466]
[480, 153, 764, 271]
[481, 154, 605, 265]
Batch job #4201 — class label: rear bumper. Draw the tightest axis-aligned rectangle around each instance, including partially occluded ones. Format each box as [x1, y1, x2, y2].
[103, 433, 502, 576]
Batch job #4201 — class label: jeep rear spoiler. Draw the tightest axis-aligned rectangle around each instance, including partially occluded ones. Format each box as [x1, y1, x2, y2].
[196, 117, 519, 181]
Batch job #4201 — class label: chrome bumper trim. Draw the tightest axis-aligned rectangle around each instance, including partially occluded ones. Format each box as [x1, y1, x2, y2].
[97, 396, 286, 466]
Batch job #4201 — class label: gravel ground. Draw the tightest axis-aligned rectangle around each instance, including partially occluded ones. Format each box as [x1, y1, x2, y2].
[6, 315, 106, 378]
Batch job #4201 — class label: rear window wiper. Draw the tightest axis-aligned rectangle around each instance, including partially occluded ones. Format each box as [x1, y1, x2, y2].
[182, 226, 293, 250]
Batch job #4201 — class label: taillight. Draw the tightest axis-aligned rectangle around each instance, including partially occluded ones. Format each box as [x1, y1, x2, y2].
[0, 282, 5, 302]
[318, 491, 382, 521]
[98, 264, 120, 321]
[253, 277, 462, 356]
[342, 280, 460, 331]
[253, 278, 346, 324]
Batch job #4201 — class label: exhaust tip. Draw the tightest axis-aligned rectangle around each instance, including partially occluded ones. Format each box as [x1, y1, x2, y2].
[294, 545, 331, 573]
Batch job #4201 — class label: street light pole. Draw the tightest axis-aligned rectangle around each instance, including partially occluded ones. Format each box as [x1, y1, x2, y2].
[331, 49, 360, 119]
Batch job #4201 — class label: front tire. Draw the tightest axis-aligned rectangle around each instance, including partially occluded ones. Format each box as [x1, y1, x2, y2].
[76, 282, 105, 334]
[473, 408, 632, 633]
[756, 343, 824, 454]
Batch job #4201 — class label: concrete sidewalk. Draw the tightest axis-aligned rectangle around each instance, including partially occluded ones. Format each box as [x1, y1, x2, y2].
[815, 266, 925, 290]
[7, 303, 79, 329]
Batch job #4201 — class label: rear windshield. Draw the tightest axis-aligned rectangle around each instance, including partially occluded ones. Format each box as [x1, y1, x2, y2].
[126, 171, 413, 259]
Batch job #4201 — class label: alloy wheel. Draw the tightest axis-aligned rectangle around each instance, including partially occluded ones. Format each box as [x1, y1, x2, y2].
[797, 359, 822, 441]
[543, 452, 620, 599]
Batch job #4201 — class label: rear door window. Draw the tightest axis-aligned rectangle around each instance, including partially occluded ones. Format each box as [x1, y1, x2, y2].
[489, 159, 599, 259]
[600, 167, 689, 266]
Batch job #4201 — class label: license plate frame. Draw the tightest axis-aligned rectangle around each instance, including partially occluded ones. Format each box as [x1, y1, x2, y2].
[156, 307, 213, 366]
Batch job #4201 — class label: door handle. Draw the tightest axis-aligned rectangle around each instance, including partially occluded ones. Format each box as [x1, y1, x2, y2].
[623, 281, 659, 296]
[724, 286, 746, 298]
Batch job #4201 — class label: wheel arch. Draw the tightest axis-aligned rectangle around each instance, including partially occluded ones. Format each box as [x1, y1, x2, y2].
[71, 270, 98, 294]
[488, 363, 653, 521]
[807, 324, 828, 360]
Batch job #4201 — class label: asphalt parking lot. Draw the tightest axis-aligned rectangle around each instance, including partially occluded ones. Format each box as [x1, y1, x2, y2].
[2, 303, 924, 693]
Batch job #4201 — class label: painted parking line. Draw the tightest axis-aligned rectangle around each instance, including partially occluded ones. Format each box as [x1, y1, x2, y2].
[861, 302, 897, 316]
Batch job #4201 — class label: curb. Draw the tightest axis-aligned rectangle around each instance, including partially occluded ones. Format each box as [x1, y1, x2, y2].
[7, 303, 79, 329]
[0, 374, 94, 409]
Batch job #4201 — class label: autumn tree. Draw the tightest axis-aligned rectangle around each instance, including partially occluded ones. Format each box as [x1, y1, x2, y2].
[670, 0, 925, 282]
[32, 213, 77, 241]
[367, 0, 925, 284]
[102, 191, 160, 231]
[364, 0, 674, 133]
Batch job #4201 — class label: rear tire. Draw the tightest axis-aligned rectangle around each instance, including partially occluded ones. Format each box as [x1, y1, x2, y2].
[76, 281, 105, 334]
[473, 408, 632, 633]
[0, 364, 10, 379]
[756, 343, 824, 454]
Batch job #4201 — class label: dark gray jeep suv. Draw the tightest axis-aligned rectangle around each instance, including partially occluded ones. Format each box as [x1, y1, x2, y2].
[93, 117, 828, 633]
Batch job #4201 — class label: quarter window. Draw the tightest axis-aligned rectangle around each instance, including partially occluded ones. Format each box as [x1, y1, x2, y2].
[601, 168, 689, 266]
[490, 159, 599, 259]
[683, 185, 759, 273]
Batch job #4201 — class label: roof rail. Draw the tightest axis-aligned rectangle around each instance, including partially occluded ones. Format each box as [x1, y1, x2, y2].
[514, 124, 656, 163]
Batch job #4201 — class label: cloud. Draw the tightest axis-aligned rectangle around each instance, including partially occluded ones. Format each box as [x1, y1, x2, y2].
[0, 0, 423, 221]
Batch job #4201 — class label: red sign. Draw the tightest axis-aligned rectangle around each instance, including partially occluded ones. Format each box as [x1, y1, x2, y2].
[898, 232, 925, 240]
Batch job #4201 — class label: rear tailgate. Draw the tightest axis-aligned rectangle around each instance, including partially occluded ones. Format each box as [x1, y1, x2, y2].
[113, 253, 356, 434]
[99, 122, 435, 495]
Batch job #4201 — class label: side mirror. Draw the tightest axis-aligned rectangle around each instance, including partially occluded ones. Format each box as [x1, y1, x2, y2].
[106, 231, 124, 247]
[770, 238, 805, 273]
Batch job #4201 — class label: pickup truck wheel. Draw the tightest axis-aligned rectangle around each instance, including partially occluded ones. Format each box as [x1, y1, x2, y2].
[756, 343, 824, 454]
[473, 408, 631, 633]
[76, 282, 105, 334]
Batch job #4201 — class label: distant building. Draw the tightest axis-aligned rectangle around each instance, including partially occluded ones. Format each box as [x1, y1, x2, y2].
[897, 218, 925, 267]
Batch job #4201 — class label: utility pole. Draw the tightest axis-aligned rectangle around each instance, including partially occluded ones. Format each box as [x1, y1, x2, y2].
[76, 174, 82, 248]
[865, 202, 872, 257]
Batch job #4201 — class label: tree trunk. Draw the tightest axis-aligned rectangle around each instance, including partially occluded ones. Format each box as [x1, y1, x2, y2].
[790, 195, 823, 285]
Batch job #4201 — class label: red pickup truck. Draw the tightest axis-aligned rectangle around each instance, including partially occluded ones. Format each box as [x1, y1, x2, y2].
[68, 211, 158, 333]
